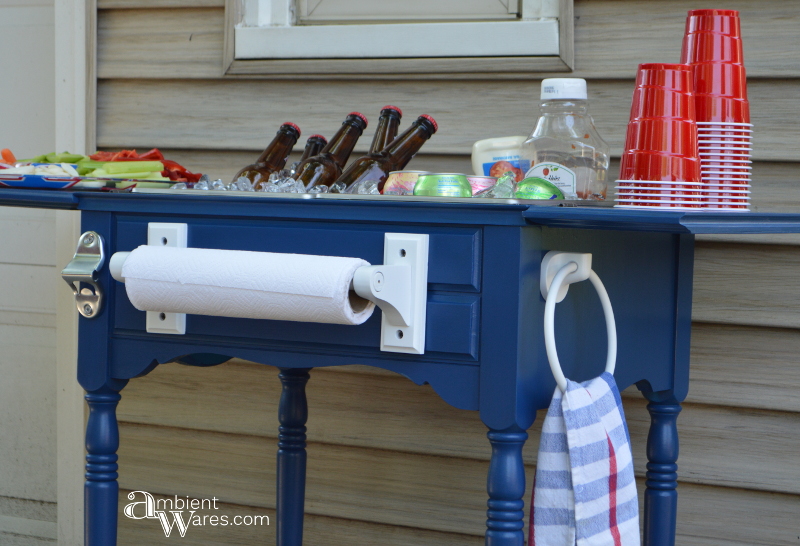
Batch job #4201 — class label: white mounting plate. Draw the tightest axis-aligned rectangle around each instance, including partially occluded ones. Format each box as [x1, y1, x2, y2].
[379, 233, 429, 354]
[145, 223, 187, 335]
[540, 250, 592, 303]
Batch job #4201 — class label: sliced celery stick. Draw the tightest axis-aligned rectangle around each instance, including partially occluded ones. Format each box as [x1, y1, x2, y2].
[103, 172, 159, 179]
[103, 161, 163, 174]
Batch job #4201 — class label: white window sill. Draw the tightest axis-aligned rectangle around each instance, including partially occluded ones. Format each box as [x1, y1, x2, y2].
[234, 20, 560, 60]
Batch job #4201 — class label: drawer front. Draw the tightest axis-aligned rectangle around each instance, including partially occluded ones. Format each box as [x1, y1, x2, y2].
[112, 216, 482, 361]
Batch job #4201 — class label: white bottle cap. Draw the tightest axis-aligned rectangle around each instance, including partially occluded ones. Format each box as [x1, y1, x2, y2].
[541, 78, 588, 100]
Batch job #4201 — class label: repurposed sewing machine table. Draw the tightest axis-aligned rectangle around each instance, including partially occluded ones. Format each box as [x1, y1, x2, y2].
[6, 188, 800, 546]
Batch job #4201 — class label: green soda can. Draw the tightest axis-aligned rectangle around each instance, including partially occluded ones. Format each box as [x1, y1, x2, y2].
[515, 177, 565, 200]
[413, 173, 473, 198]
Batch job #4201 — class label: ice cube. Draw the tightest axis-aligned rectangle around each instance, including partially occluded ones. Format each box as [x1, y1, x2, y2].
[477, 172, 515, 198]
[307, 185, 329, 194]
[354, 180, 380, 195]
[170, 182, 188, 190]
[211, 179, 227, 191]
[234, 177, 254, 191]
[283, 179, 308, 193]
[193, 180, 210, 190]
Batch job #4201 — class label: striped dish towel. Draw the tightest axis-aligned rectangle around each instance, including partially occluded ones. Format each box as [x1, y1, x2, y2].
[530, 372, 640, 545]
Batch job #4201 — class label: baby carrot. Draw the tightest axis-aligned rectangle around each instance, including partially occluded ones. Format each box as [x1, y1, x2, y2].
[1, 149, 16, 164]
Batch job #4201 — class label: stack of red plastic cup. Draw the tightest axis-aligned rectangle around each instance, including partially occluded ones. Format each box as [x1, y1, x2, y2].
[615, 63, 704, 210]
[681, 9, 751, 211]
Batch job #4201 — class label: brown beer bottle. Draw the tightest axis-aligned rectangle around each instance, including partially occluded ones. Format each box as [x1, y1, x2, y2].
[289, 134, 328, 174]
[232, 122, 301, 184]
[329, 106, 402, 193]
[293, 112, 368, 190]
[336, 115, 438, 194]
[369, 106, 403, 153]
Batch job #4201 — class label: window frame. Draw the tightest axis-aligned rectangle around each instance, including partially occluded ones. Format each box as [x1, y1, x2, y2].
[223, 0, 574, 77]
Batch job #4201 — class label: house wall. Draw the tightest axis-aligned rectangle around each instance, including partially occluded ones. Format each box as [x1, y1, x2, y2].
[94, 0, 800, 543]
[0, 1, 59, 544]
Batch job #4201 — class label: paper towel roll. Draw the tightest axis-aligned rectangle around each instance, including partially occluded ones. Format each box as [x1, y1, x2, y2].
[121, 246, 375, 325]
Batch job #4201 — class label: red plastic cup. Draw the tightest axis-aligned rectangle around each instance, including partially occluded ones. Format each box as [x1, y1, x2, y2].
[694, 94, 750, 123]
[635, 63, 694, 90]
[624, 119, 699, 156]
[684, 9, 741, 37]
[692, 63, 748, 98]
[620, 150, 701, 182]
[681, 32, 744, 64]
[630, 87, 695, 121]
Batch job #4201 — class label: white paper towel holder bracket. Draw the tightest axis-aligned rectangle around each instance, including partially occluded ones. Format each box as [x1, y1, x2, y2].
[109, 223, 188, 335]
[352, 233, 429, 355]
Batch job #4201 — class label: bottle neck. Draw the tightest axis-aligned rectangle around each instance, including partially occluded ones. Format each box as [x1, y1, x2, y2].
[256, 129, 299, 170]
[540, 99, 589, 116]
[301, 137, 326, 162]
[382, 122, 433, 167]
[369, 113, 401, 155]
[323, 122, 365, 168]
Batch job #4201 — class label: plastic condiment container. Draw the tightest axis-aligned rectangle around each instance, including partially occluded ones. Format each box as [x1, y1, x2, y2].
[519, 78, 610, 200]
[471, 136, 527, 182]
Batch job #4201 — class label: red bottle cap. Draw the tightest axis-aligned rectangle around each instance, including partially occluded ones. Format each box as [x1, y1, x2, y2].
[382, 105, 403, 117]
[419, 114, 438, 133]
[348, 112, 369, 129]
[308, 134, 328, 143]
[282, 122, 301, 136]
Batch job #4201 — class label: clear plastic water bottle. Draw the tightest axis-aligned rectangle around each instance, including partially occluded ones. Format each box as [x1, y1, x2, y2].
[518, 78, 610, 200]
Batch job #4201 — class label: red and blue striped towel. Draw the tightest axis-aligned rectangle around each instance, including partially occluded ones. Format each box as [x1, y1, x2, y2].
[530, 372, 640, 545]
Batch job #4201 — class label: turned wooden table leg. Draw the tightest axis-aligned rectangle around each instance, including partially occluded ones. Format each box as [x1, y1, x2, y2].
[277, 368, 311, 546]
[85, 388, 122, 546]
[643, 400, 682, 546]
[485, 429, 528, 546]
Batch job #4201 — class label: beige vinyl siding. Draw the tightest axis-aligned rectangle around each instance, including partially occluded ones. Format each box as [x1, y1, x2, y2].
[97, 0, 800, 543]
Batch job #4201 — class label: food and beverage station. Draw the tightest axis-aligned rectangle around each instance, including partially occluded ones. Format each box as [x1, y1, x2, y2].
[0, 9, 794, 546]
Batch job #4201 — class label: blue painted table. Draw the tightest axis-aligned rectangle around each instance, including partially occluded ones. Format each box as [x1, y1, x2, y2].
[5, 189, 800, 546]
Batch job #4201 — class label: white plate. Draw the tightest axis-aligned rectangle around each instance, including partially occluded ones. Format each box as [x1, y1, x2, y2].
[701, 177, 752, 182]
[697, 129, 753, 134]
[616, 190, 751, 195]
[616, 199, 704, 204]
[614, 205, 711, 211]
[699, 159, 753, 164]
[696, 122, 753, 127]
[697, 137, 752, 146]
[698, 146, 753, 152]
[699, 152, 752, 156]
[616, 184, 750, 190]
[616, 181, 705, 186]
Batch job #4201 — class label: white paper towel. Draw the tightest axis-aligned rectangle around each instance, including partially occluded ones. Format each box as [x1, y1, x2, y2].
[121, 246, 375, 325]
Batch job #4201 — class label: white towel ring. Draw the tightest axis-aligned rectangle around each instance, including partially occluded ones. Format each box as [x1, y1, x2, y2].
[543, 261, 617, 392]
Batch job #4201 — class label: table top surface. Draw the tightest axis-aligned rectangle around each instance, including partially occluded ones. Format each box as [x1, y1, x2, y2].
[2, 188, 800, 234]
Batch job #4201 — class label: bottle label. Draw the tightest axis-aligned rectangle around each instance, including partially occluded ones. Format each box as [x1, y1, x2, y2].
[482, 158, 524, 181]
[523, 163, 576, 199]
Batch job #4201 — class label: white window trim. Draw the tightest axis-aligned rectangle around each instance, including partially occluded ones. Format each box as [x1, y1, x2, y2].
[235, 0, 561, 59]
[224, 0, 574, 75]
[236, 20, 559, 59]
